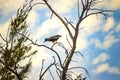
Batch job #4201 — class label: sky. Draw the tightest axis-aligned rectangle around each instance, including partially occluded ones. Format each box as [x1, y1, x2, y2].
[0, 0, 120, 80]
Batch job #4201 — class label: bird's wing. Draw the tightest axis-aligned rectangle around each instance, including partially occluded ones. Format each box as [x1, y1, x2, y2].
[50, 35, 59, 39]
[49, 36, 59, 40]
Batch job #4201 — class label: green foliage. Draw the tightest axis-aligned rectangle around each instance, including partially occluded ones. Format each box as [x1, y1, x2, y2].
[0, 1, 37, 80]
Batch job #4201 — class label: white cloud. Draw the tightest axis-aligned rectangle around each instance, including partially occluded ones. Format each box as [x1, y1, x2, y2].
[27, 10, 39, 27]
[48, 0, 76, 14]
[91, 32, 119, 49]
[107, 0, 120, 10]
[108, 67, 120, 74]
[92, 63, 109, 74]
[96, 0, 120, 10]
[115, 23, 120, 32]
[0, 0, 24, 16]
[31, 47, 50, 68]
[33, 17, 63, 40]
[80, 15, 102, 36]
[0, 0, 6, 5]
[76, 36, 89, 51]
[92, 63, 120, 75]
[102, 17, 114, 32]
[93, 53, 110, 64]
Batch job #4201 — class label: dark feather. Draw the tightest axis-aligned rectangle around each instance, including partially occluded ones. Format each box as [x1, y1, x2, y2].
[44, 35, 61, 43]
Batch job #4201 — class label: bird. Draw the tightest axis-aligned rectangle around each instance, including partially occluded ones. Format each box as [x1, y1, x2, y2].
[44, 35, 61, 43]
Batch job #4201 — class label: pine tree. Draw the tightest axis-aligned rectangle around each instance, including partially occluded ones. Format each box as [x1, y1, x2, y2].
[0, 1, 37, 80]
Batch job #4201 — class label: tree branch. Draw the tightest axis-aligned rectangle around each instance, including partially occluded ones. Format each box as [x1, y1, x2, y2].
[66, 35, 72, 48]
[68, 66, 90, 78]
[0, 34, 8, 43]
[17, 31, 63, 68]
[39, 62, 55, 80]
[64, 17, 76, 30]
[0, 59, 22, 80]
[49, 69, 54, 80]
[82, 10, 114, 21]
[39, 59, 45, 78]
[75, 51, 85, 59]
[42, 0, 73, 40]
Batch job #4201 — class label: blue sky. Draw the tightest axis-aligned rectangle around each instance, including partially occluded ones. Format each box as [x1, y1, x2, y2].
[0, 0, 120, 80]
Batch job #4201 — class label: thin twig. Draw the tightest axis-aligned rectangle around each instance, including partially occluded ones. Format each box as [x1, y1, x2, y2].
[32, 2, 45, 7]
[75, 51, 85, 59]
[57, 42, 69, 55]
[39, 62, 55, 80]
[0, 34, 7, 43]
[67, 71, 78, 78]
[49, 69, 54, 80]
[50, 12, 53, 19]
[66, 35, 72, 48]
[81, 0, 85, 7]
[39, 59, 45, 78]
[68, 66, 90, 78]
[83, 10, 114, 21]
[64, 17, 76, 30]
[77, 0, 80, 17]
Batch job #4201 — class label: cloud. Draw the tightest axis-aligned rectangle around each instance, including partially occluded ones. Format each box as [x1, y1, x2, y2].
[76, 36, 89, 51]
[115, 23, 120, 32]
[108, 0, 120, 9]
[92, 53, 110, 64]
[0, 0, 6, 5]
[92, 63, 120, 75]
[31, 47, 51, 68]
[0, 0, 24, 16]
[27, 10, 39, 27]
[91, 32, 119, 49]
[108, 67, 120, 74]
[33, 17, 63, 40]
[80, 15, 102, 36]
[96, 0, 120, 10]
[48, 0, 76, 14]
[102, 17, 115, 32]
[105, 0, 120, 10]
[92, 63, 109, 74]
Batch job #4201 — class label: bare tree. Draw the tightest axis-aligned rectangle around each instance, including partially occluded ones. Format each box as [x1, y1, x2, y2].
[17, 0, 113, 80]
[0, 0, 114, 80]
[36, 0, 113, 80]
